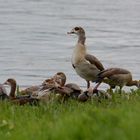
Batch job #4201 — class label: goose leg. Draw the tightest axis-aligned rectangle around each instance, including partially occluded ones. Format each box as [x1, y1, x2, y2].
[92, 82, 102, 93]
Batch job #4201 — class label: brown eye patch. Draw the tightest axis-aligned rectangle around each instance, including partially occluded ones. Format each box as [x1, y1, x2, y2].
[75, 27, 79, 31]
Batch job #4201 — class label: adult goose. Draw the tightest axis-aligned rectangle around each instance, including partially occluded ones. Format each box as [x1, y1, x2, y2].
[95, 68, 140, 93]
[67, 26, 104, 88]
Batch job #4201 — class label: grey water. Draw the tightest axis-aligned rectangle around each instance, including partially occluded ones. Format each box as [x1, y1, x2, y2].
[0, 0, 140, 90]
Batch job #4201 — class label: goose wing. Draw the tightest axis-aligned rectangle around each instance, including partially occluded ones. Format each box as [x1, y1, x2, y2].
[98, 68, 130, 78]
[85, 54, 104, 71]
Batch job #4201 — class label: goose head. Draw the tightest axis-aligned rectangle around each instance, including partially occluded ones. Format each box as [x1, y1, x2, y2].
[67, 26, 85, 36]
[53, 72, 66, 87]
[4, 78, 16, 87]
[68, 26, 86, 45]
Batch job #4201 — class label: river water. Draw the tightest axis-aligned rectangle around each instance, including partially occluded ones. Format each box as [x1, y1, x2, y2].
[0, 0, 140, 90]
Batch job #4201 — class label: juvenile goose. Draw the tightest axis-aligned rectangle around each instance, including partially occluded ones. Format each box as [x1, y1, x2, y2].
[51, 73, 82, 100]
[4, 78, 39, 105]
[36, 72, 82, 102]
[38, 72, 66, 92]
[33, 72, 67, 101]
[68, 26, 104, 88]
[95, 68, 140, 93]
[78, 88, 111, 102]
[54, 83, 83, 100]
[65, 83, 82, 99]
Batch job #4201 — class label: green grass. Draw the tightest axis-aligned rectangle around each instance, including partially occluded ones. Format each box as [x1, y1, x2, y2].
[0, 89, 140, 140]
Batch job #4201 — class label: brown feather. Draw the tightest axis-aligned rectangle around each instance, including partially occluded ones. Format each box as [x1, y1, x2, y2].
[99, 68, 130, 78]
[85, 54, 104, 71]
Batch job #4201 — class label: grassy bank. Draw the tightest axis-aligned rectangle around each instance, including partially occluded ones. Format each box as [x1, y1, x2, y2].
[0, 89, 140, 140]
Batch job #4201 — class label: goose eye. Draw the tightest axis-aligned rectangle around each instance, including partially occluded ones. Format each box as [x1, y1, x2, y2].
[75, 27, 79, 31]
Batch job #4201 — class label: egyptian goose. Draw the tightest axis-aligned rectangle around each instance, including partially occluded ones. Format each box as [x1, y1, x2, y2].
[33, 72, 67, 101]
[3, 78, 39, 105]
[65, 83, 82, 99]
[78, 88, 111, 102]
[54, 83, 83, 101]
[36, 72, 82, 102]
[95, 68, 140, 93]
[52, 72, 82, 99]
[67, 26, 104, 88]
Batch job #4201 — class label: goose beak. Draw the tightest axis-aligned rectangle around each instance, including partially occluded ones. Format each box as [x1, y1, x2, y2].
[67, 29, 75, 34]
[67, 31, 74, 34]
